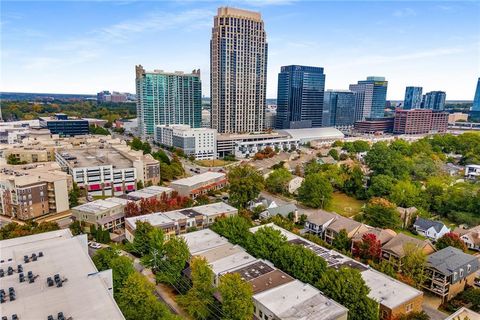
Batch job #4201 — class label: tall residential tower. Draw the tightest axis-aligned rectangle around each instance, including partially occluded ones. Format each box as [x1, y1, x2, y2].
[323, 90, 356, 128]
[423, 91, 446, 111]
[404, 86, 423, 109]
[349, 76, 388, 121]
[210, 7, 268, 133]
[135, 65, 202, 136]
[275, 65, 326, 129]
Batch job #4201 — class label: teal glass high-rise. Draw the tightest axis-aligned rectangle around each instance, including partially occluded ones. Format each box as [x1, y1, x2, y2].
[404, 86, 423, 109]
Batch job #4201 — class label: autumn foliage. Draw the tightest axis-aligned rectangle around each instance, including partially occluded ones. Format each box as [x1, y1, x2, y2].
[353, 233, 382, 262]
[253, 146, 276, 160]
[124, 191, 192, 217]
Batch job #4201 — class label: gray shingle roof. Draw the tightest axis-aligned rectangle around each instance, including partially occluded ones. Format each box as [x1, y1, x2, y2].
[427, 247, 479, 276]
[414, 217, 445, 233]
[266, 204, 298, 217]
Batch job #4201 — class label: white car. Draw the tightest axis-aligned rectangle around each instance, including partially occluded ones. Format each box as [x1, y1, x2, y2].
[89, 242, 102, 249]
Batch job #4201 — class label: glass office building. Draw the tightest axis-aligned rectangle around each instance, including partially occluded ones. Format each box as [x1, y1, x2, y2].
[472, 78, 480, 112]
[349, 76, 388, 121]
[323, 90, 356, 128]
[135, 65, 202, 136]
[404, 86, 423, 109]
[423, 91, 446, 111]
[276, 65, 326, 129]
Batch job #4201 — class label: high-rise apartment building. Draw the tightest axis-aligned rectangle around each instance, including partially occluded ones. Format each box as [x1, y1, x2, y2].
[210, 7, 268, 133]
[423, 91, 446, 111]
[349, 76, 388, 121]
[135, 65, 202, 136]
[323, 90, 356, 128]
[472, 78, 480, 112]
[276, 65, 326, 129]
[404, 86, 423, 109]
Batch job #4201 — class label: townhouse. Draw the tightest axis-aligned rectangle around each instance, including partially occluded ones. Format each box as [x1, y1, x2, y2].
[169, 171, 227, 199]
[381, 233, 436, 271]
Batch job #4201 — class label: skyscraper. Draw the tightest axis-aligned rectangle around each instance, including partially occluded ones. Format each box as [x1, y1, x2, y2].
[349, 76, 388, 121]
[423, 91, 446, 111]
[210, 7, 268, 133]
[135, 65, 202, 136]
[323, 90, 356, 128]
[276, 65, 326, 129]
[472, 78, 480, 112]
[404, 86, 423, 109]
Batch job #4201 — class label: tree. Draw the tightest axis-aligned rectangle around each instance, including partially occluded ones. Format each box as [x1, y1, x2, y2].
[7, 154, 21, 165]
[218, 273, 254, 320]
[0, 221, 60, 240]
[130, 221, 155, 256]
[328, 148, 339, 160]
[92, 247, 119, 271]
[353, 140, 370, 153]
[368, 174, 395, 198]
[178, 257, 216, 320]
[156, 237, 190, 286]
[354, 233, 382, 262]
[211, 215, 252, 246]
[142, 141, 152, 154]
[152, 149, 171, 164]
[297, 173, 333, 209]
[69, 182, 81, 207]
[396, 311, 430, 320]
[317, 268, 378, 320]
[109, 256, 135, 292]
[136, 180, 144, 190]
[129, 137, 144, 151]
[246, 226, 287, 261]
[390, 180, 424, 208]
[401, 243, 427, 288]
[227, 165, 264, 208]
[141, 227, 165, 269]
[195, 194, 210, 206]
[89, 125, 110, 135]
[117, 273, 179, 320]
[69, 220, 83, 235]
[124, 201, 141, 217]
[436, 232, 467, 252]
[332, 229, 351, 252]
[265, 168, 292, 194]
[343, 166, 365, 199]
[363, 198, 402, 229]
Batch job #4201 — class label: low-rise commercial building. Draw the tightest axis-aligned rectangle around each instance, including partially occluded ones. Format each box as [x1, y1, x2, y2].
[354, 117, 394, 134]
[217, 132, 291, 157]
[448, 113, 469, 124]
[39, 113, 89, 137]
[71, 197, 128, 231]
[0, 229, 125, 320]
[155, 125, 217, 160]
[125, 202, 237, 241]
[170, 171, 227, 198]
[423, 247, 479, 301]
[0, 163, 71, 220]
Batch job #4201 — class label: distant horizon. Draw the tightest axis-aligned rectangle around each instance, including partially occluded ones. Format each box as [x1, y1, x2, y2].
[2, 1, 479, 100]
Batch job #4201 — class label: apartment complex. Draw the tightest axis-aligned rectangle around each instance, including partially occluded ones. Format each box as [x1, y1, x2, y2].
[423, 91, 446, 111]
[39, 114, 89, 137]
[393, 109, 448, 134]
[55, 145, 160, 196]
[0, 163, 71, 220]
[170, 171, 227, 198]
[154, 124, 217, 160]
[350, 76, 388, 120]
[323, 90, 356, 128]
[71, 197, 128, 231]
[252, 224, 423, 320]
[182, 229, 348, 320]
[135, 65, 202, 136]
[0, 230, 125, 320]
[403, 86, 423, 109]
[125, 202, 237, 241]
[275, 65, 326, 129]
[210, 7, 268, 133]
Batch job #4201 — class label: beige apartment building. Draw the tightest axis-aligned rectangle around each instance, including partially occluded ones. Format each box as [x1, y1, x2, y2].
[210, 7, 268, 133]
[0, 163, 72, 220]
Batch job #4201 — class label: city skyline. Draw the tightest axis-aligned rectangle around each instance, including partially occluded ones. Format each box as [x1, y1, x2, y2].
[1, 1, 479, 99]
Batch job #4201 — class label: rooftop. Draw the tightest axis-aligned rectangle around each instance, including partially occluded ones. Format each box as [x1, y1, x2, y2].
[194, 243, 244, 263]
[125, 186, 173, 200]
[0, 230, 124, 320]
[170, 171, 226, 187]
[72, 198, 125, 213]
[57, 148, 133, 169]
[414, 217, 446, 233]
[253, 280, 348, 320]
[277, 127, 344, 142]
[382, 233, 433, 257]
[190, 202, 237, 217]
[209, 250, 257, 276]
[427, 247, 479, 276]
[181, 229, 230, 255]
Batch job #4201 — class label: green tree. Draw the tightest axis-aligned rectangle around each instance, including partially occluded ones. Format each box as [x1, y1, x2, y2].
[152, 149, 171, 164]
[353, 140, 370, 153]
[368, 174, 395, 198]
[363, 197, 402, 229]
[343, 166, 365, 199]
[68, 182, 81, 207]
[218, 273, 254, 320]
[246, 226, 287, 261]
[297, 173, 333, 209]
[136, 180, 144, 190]
[265, 168, 292, 194]
[390, 180, 423, 208]
[436, 232, 467, 252]
[129, 137, 144, 151]
[130, 221, 155, 256]
[178, 257, 216, 320]
[117, 273, 179, 320]
[89, 125, 110, 135]
[6, 154, 20, 165]
[332, 229, 351, 252]
[401, 243, 427, 288]
[141, 227, 165, 269]
[92, 247, 119, 271]
[211, 215, 252, 246]
[110, 256, 135, 292]
[69, 220, 83, 235]
[227, 165, 265, 208]
[156, 237, 190, 286]
[328, 148, 339, 160]
[142, 141, 152, 154]
[317, 268, 378, 320]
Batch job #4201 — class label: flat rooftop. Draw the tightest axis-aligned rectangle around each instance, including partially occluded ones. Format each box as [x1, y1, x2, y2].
[0, 230, 124, 320]
[125, 186, 173, 200]
[181, 229, 230, 255]
[190, 202, 237, 217]
[209, 250, 257, 276]
[170, 171, 226, 187]
[253, 280, 348, 320]
[58, 148, 133, 169]
[195, 243, 245, 263]
[72, 198, 124, 213]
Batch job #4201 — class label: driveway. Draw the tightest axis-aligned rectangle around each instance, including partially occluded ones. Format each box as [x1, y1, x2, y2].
[422, 293, 449, 320]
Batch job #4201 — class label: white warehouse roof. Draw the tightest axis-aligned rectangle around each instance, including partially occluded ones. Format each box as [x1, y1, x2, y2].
[278, 127, 344, 143]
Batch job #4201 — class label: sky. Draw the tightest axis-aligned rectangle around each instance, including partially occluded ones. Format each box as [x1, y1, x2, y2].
[1, 0, 479, 100]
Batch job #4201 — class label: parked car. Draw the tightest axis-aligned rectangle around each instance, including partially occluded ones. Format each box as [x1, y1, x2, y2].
[88, 242, 102, 249]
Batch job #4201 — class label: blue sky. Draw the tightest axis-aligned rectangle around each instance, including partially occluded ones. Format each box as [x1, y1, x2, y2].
[1, 0, 479, 99]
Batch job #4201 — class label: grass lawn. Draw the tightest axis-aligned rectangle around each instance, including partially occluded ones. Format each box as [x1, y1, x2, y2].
[195, 159, 234, 167]
[92, 195, 110, 200]
[397, 229, 427, 240]
[327, 192, 365, 217]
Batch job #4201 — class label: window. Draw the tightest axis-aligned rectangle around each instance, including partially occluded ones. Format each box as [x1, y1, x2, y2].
[467, 264, 471, 273]
[406, 303, 413, 313]
[453, 272, 458, 281]
[460, 269, 464, 278]
[259, 311, 263, 318]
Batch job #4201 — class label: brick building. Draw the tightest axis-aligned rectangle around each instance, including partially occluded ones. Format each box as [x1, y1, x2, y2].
[393, 109, 448, 134]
